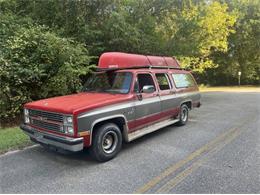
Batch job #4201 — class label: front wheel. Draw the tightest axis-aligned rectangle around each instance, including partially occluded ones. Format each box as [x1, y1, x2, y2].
[177, 104, 189, 126]
[90, 123, 122, 162]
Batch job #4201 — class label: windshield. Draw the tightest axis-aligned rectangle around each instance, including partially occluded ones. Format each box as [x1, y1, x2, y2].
[82, 72, 132, 94]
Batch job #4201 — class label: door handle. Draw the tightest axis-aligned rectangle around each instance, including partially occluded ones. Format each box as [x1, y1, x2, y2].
[136, 93, 143, 100]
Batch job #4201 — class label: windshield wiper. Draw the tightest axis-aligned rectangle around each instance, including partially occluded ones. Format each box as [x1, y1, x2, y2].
[101, 90, 118, 94]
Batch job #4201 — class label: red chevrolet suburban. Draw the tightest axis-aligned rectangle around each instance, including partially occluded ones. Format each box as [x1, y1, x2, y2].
[21, 52, 201, 162]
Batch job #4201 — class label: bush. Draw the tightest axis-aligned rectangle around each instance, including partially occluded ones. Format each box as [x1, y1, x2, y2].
[0, 15, 92, 124]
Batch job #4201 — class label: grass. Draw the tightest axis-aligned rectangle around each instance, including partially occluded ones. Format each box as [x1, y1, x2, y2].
[199, 85, 260, 92]
[0, 126, 33, 154]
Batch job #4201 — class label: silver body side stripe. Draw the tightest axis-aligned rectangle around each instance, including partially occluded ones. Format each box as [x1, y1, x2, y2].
[77, 91, 201, 145]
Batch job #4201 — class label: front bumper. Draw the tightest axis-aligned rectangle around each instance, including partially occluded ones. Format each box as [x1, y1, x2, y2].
[20, 124, 84, 152]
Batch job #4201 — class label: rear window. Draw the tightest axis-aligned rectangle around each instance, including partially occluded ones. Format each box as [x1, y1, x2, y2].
[172, 73, 195, 88]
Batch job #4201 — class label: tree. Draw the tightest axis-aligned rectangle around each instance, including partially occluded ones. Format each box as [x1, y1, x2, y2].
[203, 0, 260, 85]
[157, 1, 237, 73]
[0, 15, 91, 122]
[226, 0, 260, 84]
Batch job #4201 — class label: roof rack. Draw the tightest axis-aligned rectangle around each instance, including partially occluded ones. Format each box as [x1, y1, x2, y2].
[95, 65, 188, 72]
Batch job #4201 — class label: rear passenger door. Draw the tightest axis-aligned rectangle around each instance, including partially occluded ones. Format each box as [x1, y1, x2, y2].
[155, 73, 179, 118]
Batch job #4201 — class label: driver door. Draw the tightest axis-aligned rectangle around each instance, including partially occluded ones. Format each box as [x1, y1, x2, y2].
[130, 73, 161, 132]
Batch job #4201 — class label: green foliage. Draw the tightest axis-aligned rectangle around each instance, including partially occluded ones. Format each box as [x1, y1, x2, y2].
[0, 15, 91, 121]
[227, 0, 260, 84]
[203, 0, 260, 85]
[158, 1, 237, 72]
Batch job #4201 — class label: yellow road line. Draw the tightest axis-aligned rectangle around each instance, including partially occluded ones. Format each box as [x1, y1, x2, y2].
[156, 126, 244, 193]
[134, 117, 254, 194]
[134, 127, 237, 193]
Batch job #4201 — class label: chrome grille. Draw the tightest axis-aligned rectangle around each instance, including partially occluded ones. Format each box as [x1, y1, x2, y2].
[29, 109, 64, 133]
[29, 109, 63, 123]
[31, 119, 61, 132]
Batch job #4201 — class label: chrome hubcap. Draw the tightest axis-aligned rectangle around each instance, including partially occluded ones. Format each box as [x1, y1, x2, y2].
[181, 108, 187, 121]
[102, 131, 118, 154]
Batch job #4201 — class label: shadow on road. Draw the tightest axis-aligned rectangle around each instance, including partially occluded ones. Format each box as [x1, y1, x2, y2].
[19, 121, 188, 166]
[25, 122, 189, 166]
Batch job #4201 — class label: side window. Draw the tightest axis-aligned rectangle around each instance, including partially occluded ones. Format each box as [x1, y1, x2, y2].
[137, 74, 155, 92]
[155, 73, 171, 90]
[172, 73, 195, 88]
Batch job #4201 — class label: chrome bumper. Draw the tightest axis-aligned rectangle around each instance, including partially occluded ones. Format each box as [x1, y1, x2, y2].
[20, 124, 84, 152]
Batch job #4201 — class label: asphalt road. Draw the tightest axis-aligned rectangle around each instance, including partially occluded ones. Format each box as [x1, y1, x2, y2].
[0, 92, 259, 193]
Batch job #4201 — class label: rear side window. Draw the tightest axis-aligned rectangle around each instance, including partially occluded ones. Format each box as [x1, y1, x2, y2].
[155, 73, 171, 90]
[172, 73, 195, 88]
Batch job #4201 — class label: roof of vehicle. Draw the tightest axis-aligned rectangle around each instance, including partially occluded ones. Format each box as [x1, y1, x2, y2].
[97, 52, 181, 70]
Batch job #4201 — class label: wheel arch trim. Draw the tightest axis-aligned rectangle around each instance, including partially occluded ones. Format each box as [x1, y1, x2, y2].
[180, 99, 193, 109]
[89, 114, 129, 145]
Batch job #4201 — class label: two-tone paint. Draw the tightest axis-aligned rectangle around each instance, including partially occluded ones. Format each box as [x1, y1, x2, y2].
[23, 68, 200, 151]
[76, 69, 201, 146]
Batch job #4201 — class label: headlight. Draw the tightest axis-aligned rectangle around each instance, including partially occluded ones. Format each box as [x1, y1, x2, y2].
[65, 126, 74, 134]
[24, 109, 29, 116]
[64, 116, 73, 124]
[24, 109, 30, 124]
[63, 115, 74, 135]
[25, 116, 30, 124]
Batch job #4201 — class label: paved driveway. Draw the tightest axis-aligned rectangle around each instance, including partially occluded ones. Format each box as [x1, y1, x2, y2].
[0, 92, 259, 193]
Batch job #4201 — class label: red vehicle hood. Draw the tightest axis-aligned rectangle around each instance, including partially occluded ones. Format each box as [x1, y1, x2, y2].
[25, 92, 134, 115]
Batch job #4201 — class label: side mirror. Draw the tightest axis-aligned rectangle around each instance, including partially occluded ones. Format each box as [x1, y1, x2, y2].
[142, 85, 155, 93]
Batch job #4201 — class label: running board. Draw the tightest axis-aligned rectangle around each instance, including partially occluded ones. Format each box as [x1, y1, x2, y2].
[127, 118, 180, 142]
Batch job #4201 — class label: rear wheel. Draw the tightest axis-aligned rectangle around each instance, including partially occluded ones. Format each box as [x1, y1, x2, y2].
[177, 104, 189, 126]
[90, 123, 122, 162]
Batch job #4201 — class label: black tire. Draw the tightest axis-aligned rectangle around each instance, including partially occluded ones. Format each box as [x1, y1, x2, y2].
[177, 104, 189, 126]
[89, 123, 122, 162]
